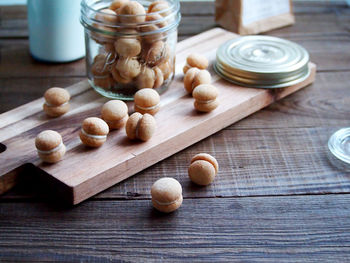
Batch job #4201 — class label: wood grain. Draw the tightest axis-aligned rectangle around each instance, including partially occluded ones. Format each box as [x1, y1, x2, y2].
[95, 126, 350, 199]
[0, 28, 316, 204]
[1, 3, 349, 82]
[1, 2, 350, 262]
[1, 2, 349, 38]
[0, 39, 86, 78]
[1, 71, 349, 129]
[1, 194, 350, 262]
[233, 71, 350, 129]
[0, 77, 84, 113]
[3, 125, 349, 201]
[3, 74, 350, 201]
[1, 33, 348, 80]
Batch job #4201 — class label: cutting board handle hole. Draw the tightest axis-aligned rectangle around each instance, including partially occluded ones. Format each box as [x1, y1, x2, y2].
[0, 143, 6, 153]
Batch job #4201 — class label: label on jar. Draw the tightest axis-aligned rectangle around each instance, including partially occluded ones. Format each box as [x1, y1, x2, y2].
[241, 0, 290, 26]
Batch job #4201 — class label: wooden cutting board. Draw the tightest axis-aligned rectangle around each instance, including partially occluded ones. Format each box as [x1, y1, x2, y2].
[0, 28, 316, 204]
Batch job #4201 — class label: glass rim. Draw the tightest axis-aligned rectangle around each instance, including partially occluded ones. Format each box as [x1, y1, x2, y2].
[80, 0, 181, 36]
[328, 127, 350, 165]
[80, 14, 180, 37]
[81, 0, 180, 23]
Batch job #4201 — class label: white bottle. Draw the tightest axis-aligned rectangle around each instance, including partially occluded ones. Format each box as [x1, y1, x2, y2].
[27, 0, 85, 62]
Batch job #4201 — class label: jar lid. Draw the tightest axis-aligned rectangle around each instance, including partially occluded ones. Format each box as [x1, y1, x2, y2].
[214, 36, 310, 88]
[328, 128, 350, 167]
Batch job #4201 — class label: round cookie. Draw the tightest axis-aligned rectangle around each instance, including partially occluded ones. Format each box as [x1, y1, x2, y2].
[116, 58, 141, 79]
[101, 100, 129, 129]
[91, 57, 115, 89]
[91, 22, 118, 44]
[145, 13, 167, 28]
[136, 66, 164, 90]
[158, 58, 173, 80]
[95, 8, 118, 24]
[93, 75, 115, 90]
[110, 63, 133, 84]
[136, 66, 156, 90]
[35, 130, 66, 163]
[140, 13, 167, 43]
[93, 53, 108, 64]
[79, 117, 109, 147]
[125, 112, 156, 141]
[188, 153, 219, 185]
[109, 0, 129, 12]
[151, 177, 183, 213]
[192, 84, 219, 112]
[134, 88, 160, 115]
[141, 41, 168, 66]
[183, 53, 209, 74]
[153, 67, 164, 89]
[91, 58, 110, 76]
[114, 38, 141, 57]
[43, 87, 70, 117]
[184, 68, 211, 94]
[147, 0, 170, 17]
[119, 1, 146, 24]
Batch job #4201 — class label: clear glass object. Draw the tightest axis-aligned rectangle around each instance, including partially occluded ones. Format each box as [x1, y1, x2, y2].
[328, 128, 350, 167]
[28, 0, 85, 62]
[80, 0, 181, 100]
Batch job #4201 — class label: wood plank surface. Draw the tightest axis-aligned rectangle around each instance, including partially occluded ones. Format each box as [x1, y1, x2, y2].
[0, 28, 316, 204]
[93, 126, 350, 199]
[0, 70, 349, 130]
[1, 2, 350, 261]
[1, 194, 350, 262]
[3, 76, 350, 201]
[1, 2, 349, 38]
[0, 77, 84, 112]
[3, 125, 347, 200]
[0, 2, 349, 82]
[1, 33, 349, 80]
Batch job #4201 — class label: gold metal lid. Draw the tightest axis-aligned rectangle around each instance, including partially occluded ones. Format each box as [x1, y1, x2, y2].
[215, 36, 310, 88]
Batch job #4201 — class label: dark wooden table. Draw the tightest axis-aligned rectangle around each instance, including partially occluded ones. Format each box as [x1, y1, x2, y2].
[1, 1, 350, 262]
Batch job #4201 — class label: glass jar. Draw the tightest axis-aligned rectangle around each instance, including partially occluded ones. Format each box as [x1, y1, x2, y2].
[80, 0, 181, 100]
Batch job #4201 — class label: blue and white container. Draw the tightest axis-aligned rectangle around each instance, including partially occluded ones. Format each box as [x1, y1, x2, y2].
[27, 0, 85, 62]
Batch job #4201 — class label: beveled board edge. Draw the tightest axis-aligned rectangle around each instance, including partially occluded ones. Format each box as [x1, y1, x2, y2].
[0, 28, 236, 196]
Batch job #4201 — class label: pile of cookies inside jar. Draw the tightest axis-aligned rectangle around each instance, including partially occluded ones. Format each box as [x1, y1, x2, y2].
[81, 0, 181, 100]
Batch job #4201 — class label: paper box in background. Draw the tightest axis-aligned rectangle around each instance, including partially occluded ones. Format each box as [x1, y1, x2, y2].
[215, 0, 295, 35]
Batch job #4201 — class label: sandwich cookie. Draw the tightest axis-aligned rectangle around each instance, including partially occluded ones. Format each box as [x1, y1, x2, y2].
[183, 53, 209, 74]
[147, 0, 170, 17]
[91, 56, 115, 89]
[125, 112, 156, 141]
[43, 87, 70, 117]
[134, 88, 160, 115]
[101, 100, 129, 130]
[119, 1, 146, 24]
[35, 130, 66, 163]
[158, 58, 173, 81]
[79, 117, 109, 147]
[193, 84, 219, 112]
[115, 37, 141, 58]
[136, 66, 164, 90]
[116, 57, 141, 79]
[184, 68, 211, 94]
[95, 8, 118, 24]
[109, 0, 129, 13]
[151, 177, 183, 213]
[188, 153, 219, 185]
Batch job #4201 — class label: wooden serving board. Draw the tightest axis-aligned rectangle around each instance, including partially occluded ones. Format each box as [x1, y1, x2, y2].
[0, 28, 316, 204]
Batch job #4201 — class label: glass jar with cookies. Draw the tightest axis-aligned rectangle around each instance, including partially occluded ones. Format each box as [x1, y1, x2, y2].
[81, 0, 181, 100]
